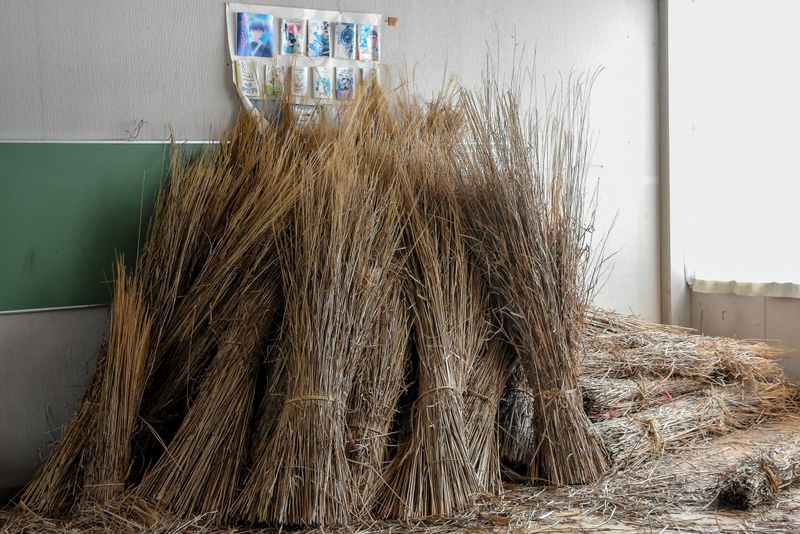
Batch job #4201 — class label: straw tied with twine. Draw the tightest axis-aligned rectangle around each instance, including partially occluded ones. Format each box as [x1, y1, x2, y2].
[17, 75, 797, 531]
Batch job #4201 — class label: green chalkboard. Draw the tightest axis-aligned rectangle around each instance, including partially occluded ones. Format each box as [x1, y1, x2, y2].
[0, 142, 204, 312]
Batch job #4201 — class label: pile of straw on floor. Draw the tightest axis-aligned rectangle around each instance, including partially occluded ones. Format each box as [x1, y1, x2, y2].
[716, 439, 800, 510]
[4, 77, 798, 533]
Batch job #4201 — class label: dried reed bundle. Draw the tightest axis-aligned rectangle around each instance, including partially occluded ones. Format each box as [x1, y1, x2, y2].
[498, 360, 537, 469]
[132, 120, 278, 403]
[22, 261, 153, 513]
[459, 76, 607, 485]
[237, 97, 403, 525]
[583, 308, 786, 383]
[19, 115, 302, 516]
[249, 341, 288, 454]
[376, 175, 483, 519]
[716, 440, 800, 509]
[347, 282, 411, 512]
[139, 115, 307, 428]
[70, 132, 265, 485]
[18, 349, 106, 516]
[4, 495, 220, 533]
[582, 376, 705, 420]
[135, 274, 280, 519]
[82, 258, 153, 503]
[465, 337, 512, 494]
[596, 383, 797, 470]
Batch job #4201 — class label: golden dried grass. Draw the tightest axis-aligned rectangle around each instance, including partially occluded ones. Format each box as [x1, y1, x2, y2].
[459, 75, 608, 485]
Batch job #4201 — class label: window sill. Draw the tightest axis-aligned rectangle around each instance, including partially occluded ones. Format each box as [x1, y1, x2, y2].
[691, 279, 800, 299]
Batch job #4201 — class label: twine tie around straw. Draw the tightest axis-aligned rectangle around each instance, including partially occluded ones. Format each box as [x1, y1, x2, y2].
[413, 386, 462, 410]
[464, 390, 491, 403]
[348, 423, 389, 441]
[284, 396, 346, 409]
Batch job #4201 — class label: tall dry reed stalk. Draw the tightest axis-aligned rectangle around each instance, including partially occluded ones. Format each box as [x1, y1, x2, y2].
[135, 272, 281, 519]
[82, 258, 153, 503]
[465, 336, 512, 494]
[347, 282, 411, 513]
[377, 169, 483, 518]
[459, 75, 608, 484]
[236, 92, 404, 526]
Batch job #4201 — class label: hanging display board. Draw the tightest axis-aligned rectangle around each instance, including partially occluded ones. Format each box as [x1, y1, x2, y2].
[225, 3, 382, 121]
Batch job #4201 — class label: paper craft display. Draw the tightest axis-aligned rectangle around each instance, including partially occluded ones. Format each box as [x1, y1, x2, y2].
[236, 59, 261, 98]
[290, 67, 309, 97]
[358, 24, 379, 61]
[264, 65, 285, 96]
[236, 13, 274, 57]
[292, 104, 316, 126]
[336, 68, 355, 100]
[281, 19, 306, 55]
[313, 67, 334, 99]
[227, 4, 382, 119]
[334, 23, 357, 59]
[308, 20, 332, 58]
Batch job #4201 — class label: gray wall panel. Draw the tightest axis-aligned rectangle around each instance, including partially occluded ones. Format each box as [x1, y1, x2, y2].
[0, 306, 108, 490]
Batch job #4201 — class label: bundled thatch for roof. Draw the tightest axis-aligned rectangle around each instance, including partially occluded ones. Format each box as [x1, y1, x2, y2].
[459, 76, 608, 485]
[376, 170, 485, 519]
[236, 96, 405, 526]
[498, 359, 537, 470]
[465, 337, 512, 494]
[583, 308, 786, 383]
[716, 439, 800, 510]
[596, 382, 797, 470]
[582, 375, 705, 421]
[135, 273, 281, 520]
[139, 115, 305, 430]
[500, 367, 704, 472]
[347, 282, 411, 512]
[82, 259, 153, 504]
[21, 259, 152, 513]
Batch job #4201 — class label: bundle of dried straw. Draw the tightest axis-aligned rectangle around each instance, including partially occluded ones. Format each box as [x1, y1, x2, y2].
[597, 382, 796, 470]
[82, 258, 153, 504]
[135, 273, 280, 519]
[459, 76, 608, 485]
[347, 282, 411, 512]
[465, 337, 512, 494]
[377, 175, 484, 519]
[584, 308, 785, 383]
[237, 96, 405, 525]
[716, 439, 800, 509]
[582, 376, 704, 421]
[498, 359, 538, 470]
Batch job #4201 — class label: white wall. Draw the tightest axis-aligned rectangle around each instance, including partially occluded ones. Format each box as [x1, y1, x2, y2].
[0, 0, 660, 319]
[0, 0, 660, 489]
